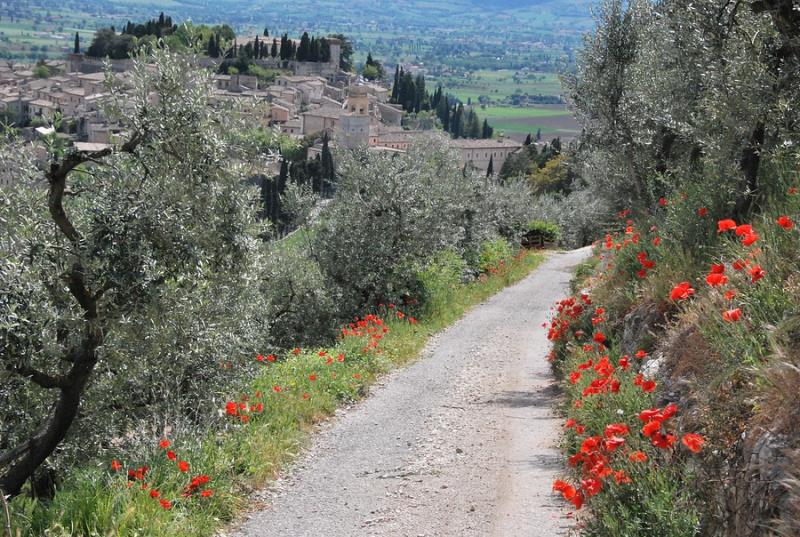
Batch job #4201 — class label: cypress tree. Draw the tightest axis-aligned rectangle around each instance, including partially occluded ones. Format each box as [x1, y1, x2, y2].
[536, 128, 542, 141]
[263, 27, 269, 37]
[486, 156, 494, 177]
[414, 74, 425, 114]
[391, 65, 400, 102]
[482, 119, 493, 139]
[207, 34, 216, 57]
[279, 34, 288, 60]
[253, 36, 260, 59]
[524, 133, 532, 145]
[321, 133, 335, 196]
[73, 32, 80, 54]
[271, 39, 278, 58]
[298, 32, 311, 61]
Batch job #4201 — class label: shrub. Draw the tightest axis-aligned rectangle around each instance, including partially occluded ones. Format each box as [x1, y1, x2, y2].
[416, 249, 467, 317]
[523, 220, 560, 247]
[478, 238, 513, 274]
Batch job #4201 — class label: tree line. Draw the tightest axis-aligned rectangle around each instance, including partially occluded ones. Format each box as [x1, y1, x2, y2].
[391, 66, 493, 139]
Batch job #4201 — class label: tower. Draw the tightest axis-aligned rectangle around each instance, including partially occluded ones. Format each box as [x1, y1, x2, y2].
[338, 86, 371, 149]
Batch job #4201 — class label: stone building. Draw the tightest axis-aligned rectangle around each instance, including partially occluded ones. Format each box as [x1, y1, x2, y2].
[450, 138, 523, 174]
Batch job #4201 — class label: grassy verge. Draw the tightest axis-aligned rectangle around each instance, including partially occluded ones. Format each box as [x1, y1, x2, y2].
[8, 249, 545, 537]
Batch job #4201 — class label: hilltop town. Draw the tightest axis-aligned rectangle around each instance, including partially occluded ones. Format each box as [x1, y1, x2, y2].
[0, 28, 525, 188]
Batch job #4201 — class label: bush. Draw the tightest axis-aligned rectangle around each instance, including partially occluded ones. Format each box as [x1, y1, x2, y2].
[478, 238, 513, 274]
[416, 249, 467, 317]
[523, 220, 560, 247]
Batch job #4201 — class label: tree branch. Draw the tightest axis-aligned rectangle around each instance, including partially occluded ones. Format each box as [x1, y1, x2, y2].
[6, 363, 69, 389]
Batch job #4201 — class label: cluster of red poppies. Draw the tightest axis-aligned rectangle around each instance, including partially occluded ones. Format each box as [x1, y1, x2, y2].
[550, 311, 706, 511]
[109, 440, 212, 510]
[668, 215, 797, 322]
[225, 392, 265, 423]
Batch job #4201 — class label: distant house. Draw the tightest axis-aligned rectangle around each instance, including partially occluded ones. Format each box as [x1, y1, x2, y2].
[450, 138, 523, 174]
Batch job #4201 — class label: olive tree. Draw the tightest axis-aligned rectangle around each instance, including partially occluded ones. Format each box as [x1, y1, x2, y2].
[312, 133, 532, 314]
[0, 48, 269, 497]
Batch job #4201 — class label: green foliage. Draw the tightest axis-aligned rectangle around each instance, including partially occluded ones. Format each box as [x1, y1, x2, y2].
[313, 134, 532, 315]
[478, 238, 513, 273]
[32, 60, 52, 78]
[416, 249, 467, 317]
[523, 220, 560, 246]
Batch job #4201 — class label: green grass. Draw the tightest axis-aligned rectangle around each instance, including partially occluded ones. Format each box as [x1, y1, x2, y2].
[479, 106, 571, 119]
[431, 69, 564, 103]
[8, 249, 546, 537]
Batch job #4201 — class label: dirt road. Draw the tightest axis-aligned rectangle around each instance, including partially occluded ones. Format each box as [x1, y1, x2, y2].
[232, 248, 591, 537]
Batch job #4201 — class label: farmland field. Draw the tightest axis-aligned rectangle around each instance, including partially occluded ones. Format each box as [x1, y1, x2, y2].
[477, 105, 578, 140]
[431, 69, 564, 104]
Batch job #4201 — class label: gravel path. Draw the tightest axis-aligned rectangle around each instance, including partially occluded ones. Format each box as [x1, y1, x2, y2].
[230, 248, 591, 537]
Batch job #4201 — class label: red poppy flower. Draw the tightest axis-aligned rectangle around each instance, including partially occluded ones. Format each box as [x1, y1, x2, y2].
[697, 207, 708, 217]
[642, 420, 662, 438]
[724, 289, 738, 300]
[682, 433, 705, 453]
[651, 432, 677, 449]
[308, 374, 317, 381]
[159, 499, 172, 510]
[722, 308, 742, 322]
[653, 236, 661, 246]
[256, 354, 264, 362]
[641, 380, 657, 392]
[614, 470, 632, 484]
[718, 219, 737, 232]
[111, 460, 122, 471]
[741, 232, 759, 246]
[569, 371, 581, 384]
[353, 373, 362, 379]
[732, 259, 747, 270]
[267, 354, 276, 362]
[629, 450, 648, 462]
[302, 393, 310, 400]
[789, 186, 798, 195]
[734, 224, 752, 236]
[639, 408, 662, 422]
[337, 354, 345, 362]
[593, 332, 606, 344]
[749, 265, 765, 283]
[149, 489, 160, 499]
[565, 419, 576, 429]
[225, 402, 238, 416]
[159, 439, 170, 449]
[663, 403, 679, 418]
[658, 197, 668, 207]
[575, 425, 585, 434]
[178, 461, 189, 473]
[167, 450, 177, 461]
[201, 489, 214, 498]
[273, 385, 282, 393]
[706, 273, 728, 287]
[292, 348, 301, 355]
[777, 216, 794, 230]
[670, 282, 695, 301]
[581, 478, 603, 496]
[618, 356, 630, 370]
[605, 423, 630, 437]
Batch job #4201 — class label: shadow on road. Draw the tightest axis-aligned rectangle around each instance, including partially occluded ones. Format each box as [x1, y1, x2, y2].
[484, 384, 561, 409]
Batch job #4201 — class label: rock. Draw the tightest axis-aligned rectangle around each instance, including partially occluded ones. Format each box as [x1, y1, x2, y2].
[621, 302, 665, 355]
